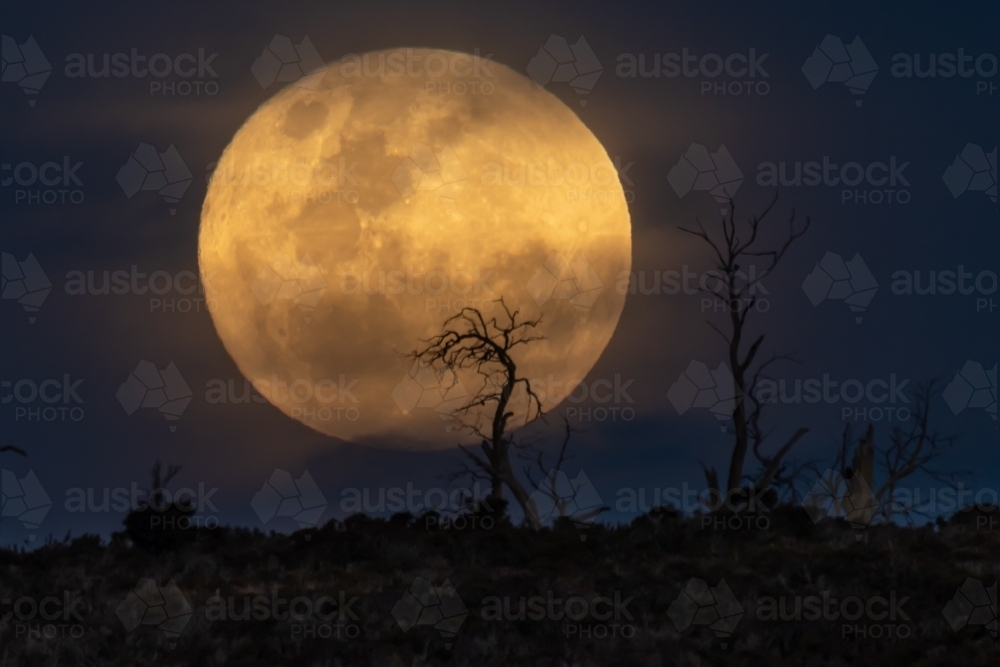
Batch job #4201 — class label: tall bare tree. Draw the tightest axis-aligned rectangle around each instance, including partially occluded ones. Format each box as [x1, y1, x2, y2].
[411, 297, 546, 529]
[679, 193, 811, 501]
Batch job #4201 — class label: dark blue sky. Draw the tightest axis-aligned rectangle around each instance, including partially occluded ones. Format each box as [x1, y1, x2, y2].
[2, 0, 997, 546]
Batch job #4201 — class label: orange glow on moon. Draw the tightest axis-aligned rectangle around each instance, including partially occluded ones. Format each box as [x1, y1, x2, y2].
[199, 48, 632, 448]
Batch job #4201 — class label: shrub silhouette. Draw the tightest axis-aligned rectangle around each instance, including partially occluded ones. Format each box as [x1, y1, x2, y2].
[122, 461, 197, 552]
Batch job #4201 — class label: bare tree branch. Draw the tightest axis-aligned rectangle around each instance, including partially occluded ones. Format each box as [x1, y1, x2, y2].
[679, 193, 812, 495]
[412, 297, 546, 529]
[831, 381, 966, 524]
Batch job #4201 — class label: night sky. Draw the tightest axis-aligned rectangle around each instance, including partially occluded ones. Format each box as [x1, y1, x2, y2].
[2, 0, 997, 547]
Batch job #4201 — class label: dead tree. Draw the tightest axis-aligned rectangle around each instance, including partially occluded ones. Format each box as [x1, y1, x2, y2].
[679, 193, 811, 502]
[833, 380, 963, 524]
[412, 297, 546, 529]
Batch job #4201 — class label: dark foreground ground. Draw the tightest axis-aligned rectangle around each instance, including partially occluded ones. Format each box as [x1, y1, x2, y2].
[1, 505, 998, 666]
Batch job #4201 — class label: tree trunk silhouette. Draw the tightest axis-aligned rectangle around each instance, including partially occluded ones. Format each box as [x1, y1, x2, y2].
[680, 193, 811, 500]
[412, 297, 544, 529]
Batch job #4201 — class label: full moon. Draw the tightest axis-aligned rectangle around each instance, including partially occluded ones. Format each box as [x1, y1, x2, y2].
[199, 48, 631, 448]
